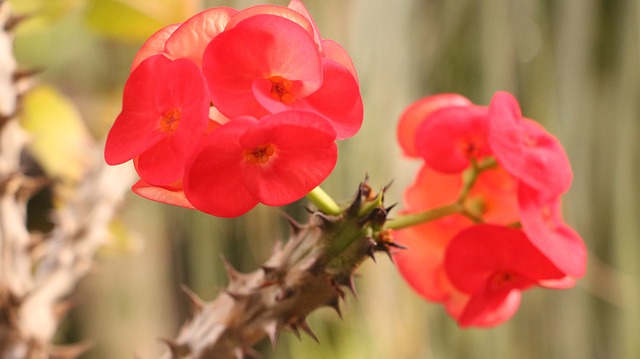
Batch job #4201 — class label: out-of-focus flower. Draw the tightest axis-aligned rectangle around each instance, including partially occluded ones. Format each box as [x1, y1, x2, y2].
[444, 224, 566, 327]
[394, 91, 585, 327]
[488, 91, 573, 198]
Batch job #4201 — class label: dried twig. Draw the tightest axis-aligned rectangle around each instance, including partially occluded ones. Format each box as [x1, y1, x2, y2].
[0, 2, 134, 357]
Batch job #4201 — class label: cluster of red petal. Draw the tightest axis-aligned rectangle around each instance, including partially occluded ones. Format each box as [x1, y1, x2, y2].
[104, 1, 363, 217]
[394, 91, 586, 327]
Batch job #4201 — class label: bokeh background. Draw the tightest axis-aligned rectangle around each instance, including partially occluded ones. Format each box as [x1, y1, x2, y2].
[10, 0, 639, 358]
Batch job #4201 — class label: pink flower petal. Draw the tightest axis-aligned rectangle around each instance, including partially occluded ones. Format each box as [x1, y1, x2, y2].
[519, 184, 587, 278]
[445, 224, 566, 327]
[394, 220, 469, 303]
[458, 287, 521, 328]
[105, 55, 209, 171]
[225, 4, 315, 45]
[203, 14, 323, 119]
[164, 7, 238, 67]
[415, 105, 490, 173]
[489, 91, 572, 197]
[444, 224, 565, 294]
[131, 24, 180, 71]
[294, 59, 364, 139]
[239, 110, 337, 205]
[287, 0, 323, 52]
[321, 39, 359, 84]
[131, 179, 194, 209]
[397, 94, 472, 158]
[184, 117, 259, 218]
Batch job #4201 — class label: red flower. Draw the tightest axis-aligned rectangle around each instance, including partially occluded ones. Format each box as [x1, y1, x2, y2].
[397, 94, 473, 158]
[488, 91, 573, 198]
[183, 110, 337, 217]
[104, 55, 209, 186]
[202, 14, 363, 139]
[131, 180, 194, 210]
[130, 23, 180, 71]
[394, 91, 584, 327]
[394, 164, 519, 315]
[444, 224, 565, 327]
[131, 7, 238, 70]
[519, 184, 587, 278]
[163, 7, 238, 67]
[415, 104, 491, 173]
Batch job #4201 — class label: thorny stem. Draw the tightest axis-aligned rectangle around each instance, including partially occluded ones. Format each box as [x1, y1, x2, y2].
[307, 186, 342, 215]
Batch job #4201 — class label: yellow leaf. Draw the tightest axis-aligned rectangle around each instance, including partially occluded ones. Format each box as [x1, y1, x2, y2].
[19, 85, 94, 183]
[85, 0, 192, 43]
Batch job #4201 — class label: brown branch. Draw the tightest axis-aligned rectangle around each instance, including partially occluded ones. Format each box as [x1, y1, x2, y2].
[0, 2, 134, 357]
[162, 183, 396, 359]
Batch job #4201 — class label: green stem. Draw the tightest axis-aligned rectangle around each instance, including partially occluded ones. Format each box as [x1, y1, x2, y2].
[307, 186, 342, 215]
[384, 202, 464, 230]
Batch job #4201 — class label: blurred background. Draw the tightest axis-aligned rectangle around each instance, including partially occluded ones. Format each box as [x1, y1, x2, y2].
[9, 0, 639, 358]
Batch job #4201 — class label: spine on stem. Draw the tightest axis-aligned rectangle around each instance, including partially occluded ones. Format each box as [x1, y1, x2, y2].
[162, 182, 400, 359]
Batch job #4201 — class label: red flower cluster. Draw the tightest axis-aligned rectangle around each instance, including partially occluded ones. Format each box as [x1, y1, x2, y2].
[104, 1, 363, 217]
[394, 92, 586, 327]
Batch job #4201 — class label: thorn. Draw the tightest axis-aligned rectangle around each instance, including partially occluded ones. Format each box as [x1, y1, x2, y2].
[381, 248, 395, 263]
[314, 211, 335, 225]
[345, 275, 358, 298]
[49, 342, 94, 359]
[221, 255, 240, 282]
[264, 320, 280, 348]
[180, 285, 204, 315]
[358, 207, 387, 227]
[327, 297, 342, 318]
[366, 238, 377, 262]
[224, 289, 246, 301]
[159, 338, 190, 358]
[346, 181, 365, 216]
[386, 241, 408, 250]
[271, 240, 284, 256]
[298, 319, 319, 343]
[288, 323, 302, 340]
[330, 278, 346, 299]
[332, 275, 358, 298]
[260, 265, 277, 275]
[381, 179, 395, 194]
[385, 203, 398, 213]
[279, 210, 303, 234]
[241, 347, 261, 359]
[361, 181, 375, 201]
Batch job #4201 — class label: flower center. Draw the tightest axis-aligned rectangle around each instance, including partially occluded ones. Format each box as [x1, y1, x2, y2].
[269, 76, 295, 104]
[490, 271, 518, 288]
[160, 109, 181, 133]
[244, 144, 275, 164]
